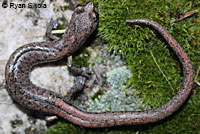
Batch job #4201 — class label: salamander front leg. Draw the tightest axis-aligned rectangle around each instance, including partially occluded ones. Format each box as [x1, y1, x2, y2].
[45, 18, 61, 40]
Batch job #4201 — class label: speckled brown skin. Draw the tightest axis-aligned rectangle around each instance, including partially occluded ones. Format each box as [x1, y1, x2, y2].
[5, 2, 193, 128]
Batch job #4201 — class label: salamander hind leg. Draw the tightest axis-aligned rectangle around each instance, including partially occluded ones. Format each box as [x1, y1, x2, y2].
[66, 56, 91, 101]
[66, 76, 87, 101]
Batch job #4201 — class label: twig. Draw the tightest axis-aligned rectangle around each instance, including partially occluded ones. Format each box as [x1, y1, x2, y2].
[51, 29, 66, 34]
[150, 51, 174, 92]
[178, 10, 199, 20]
[50, 1, 70, 35]
[173, 10, 199, 22]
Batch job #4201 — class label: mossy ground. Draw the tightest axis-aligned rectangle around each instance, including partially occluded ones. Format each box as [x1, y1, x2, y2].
[44, 0, 200, 134]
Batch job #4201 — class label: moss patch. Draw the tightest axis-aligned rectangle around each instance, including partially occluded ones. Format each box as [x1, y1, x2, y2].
[72, 49, 91, 68]
[42, 122, 85, 134]
[44, 0, 200, 134]
[89, 0, 200, 108]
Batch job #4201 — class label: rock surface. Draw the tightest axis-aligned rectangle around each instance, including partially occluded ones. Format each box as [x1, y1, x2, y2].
[0, 0, 74, 133]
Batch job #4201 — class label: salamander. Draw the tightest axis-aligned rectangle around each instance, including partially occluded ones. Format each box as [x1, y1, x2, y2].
[5, 2, 193, 127]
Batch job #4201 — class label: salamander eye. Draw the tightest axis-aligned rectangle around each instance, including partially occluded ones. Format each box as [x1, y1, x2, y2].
[89, 12, 97, 22]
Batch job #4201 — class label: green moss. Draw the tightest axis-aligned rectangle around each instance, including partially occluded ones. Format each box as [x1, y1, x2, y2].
[89, 0, 199, 133]
[63, 6, 69, 10]
[57, 24, 66, 30]
[77, 0, 88, 5]
[91, 89, 104, 101]
[89, 0, 200, 108]
[42, 122, 85, 134]
[44, 0, 200, 134]
[72, 49, 91, 68]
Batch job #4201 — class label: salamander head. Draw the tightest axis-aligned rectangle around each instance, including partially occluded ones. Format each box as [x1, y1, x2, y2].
[69, 2, 98, 35]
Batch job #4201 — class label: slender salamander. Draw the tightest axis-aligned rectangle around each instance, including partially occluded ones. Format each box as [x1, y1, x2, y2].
[5, 2, 194, 127]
